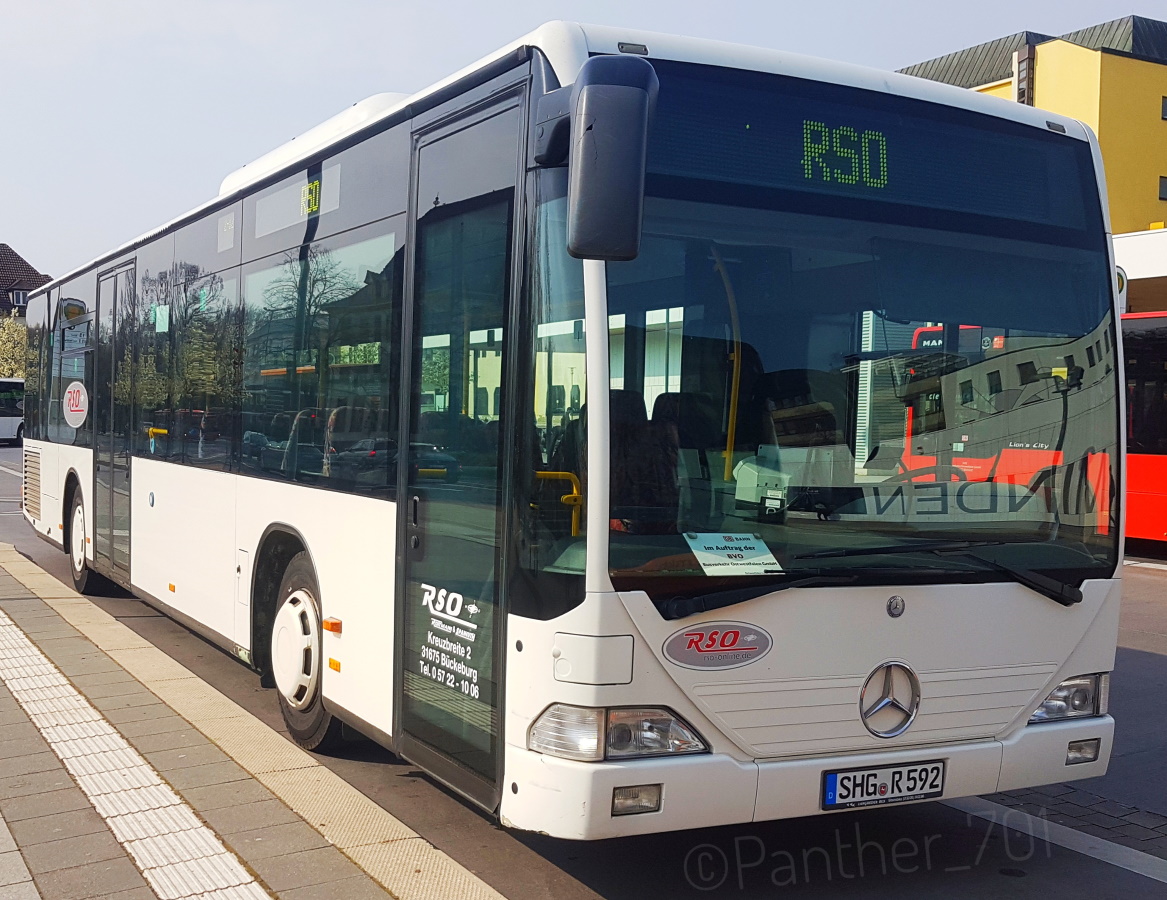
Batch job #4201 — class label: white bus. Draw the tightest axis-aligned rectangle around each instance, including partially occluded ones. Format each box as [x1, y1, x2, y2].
[0, 378, 24, 445]
[23, 22, 1121, 840]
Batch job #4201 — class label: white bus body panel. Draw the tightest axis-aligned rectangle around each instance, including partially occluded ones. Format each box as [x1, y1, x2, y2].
[57, 443, 92, 557]
[131, 459, 238, 639]
[233, 476, 397, 733]
[22, 440, 90, 554]
[500, 578, 1119, 839]
[22, 439, 57, 545]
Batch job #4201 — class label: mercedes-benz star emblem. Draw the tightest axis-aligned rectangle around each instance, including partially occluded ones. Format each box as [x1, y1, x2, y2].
[887, 595, 905, 618]
[859, 662, 921, 738]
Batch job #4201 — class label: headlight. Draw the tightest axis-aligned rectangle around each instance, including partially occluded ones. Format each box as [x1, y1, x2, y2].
[1029, 674, 1108, 724]
[528, 704, 708, 761]
[605, 708, 706, 759]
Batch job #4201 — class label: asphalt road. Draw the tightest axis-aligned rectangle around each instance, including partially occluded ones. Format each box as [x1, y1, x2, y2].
[1, 444, 1164, 899]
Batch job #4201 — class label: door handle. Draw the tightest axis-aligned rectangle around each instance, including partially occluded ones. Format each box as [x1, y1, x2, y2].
[409, 496, 422, 551]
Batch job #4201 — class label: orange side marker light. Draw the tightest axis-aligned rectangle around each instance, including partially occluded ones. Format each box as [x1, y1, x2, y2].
[323, 618, 342, 634]
[329, 659, 341, 672]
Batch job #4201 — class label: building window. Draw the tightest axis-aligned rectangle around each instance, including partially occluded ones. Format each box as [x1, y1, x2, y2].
[1162, 96, 1167, 119]
[10, 291, 27, 307]
[1160, 176, 1167, 201]
[1017, 361, 1038, 384]
[987, 370, 1002, 395]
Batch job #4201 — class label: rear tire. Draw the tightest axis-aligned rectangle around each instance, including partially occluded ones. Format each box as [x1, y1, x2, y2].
[67, 491, 112, 594]
[14, 425, 22, 447]
[270, 552, 344, 752]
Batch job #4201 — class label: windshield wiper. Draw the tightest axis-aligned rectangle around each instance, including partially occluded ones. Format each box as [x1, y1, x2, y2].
[796, 540, 1082, 607]
[797, 539, 1006, 559]
[660, 572, 860, 620]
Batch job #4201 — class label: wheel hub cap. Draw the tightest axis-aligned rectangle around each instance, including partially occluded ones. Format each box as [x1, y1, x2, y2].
[71, 505, 85, 573]
[271, 590, 320, 710]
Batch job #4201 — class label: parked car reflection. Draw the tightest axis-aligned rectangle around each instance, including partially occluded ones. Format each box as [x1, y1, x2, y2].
[330, 439, 460, 485]
[260, 440, 325, 479]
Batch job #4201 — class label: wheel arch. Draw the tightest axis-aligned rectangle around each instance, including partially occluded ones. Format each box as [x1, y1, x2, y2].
[250, 523, 317, 678]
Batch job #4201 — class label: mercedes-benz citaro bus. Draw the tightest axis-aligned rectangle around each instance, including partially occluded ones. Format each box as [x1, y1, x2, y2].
[23, 22, 1121, 840]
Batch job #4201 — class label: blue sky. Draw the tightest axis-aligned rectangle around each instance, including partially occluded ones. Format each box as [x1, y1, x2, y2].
[3, 0, 1162, 278]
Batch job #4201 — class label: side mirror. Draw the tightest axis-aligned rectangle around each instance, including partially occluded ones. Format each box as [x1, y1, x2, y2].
[566, 55, 659, 261]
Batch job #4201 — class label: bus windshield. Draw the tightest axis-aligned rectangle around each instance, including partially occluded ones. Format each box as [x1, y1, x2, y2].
[604, 61, 1118, 602]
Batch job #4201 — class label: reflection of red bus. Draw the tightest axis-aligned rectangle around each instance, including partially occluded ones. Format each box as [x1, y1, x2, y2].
[1122, 312, 1167, 542]
[902, 323, 1066, 487]
[896, 322, 1112, 535]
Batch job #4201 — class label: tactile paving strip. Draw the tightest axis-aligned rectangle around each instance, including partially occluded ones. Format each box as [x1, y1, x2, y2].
[0, 608, 271, 900]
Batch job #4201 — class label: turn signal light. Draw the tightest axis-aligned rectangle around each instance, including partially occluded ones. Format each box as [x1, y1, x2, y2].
[323, 618, 342, 634]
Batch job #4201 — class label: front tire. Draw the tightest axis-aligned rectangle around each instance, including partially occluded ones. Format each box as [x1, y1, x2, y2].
[270, 551, 344, 752]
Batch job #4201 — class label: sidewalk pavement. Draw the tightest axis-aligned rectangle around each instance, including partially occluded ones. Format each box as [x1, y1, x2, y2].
[0, 543, 504, 900]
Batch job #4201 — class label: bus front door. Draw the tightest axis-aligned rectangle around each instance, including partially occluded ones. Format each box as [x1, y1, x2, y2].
[396, 99, 523, 810]
[94, 265, 133, 580]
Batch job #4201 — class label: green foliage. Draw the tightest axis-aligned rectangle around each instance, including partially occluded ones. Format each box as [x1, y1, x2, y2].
[0, 313, 27, 378]
[421, 348, 449, 394]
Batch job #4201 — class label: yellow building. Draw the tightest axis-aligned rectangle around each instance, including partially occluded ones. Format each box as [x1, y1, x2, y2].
[900, 15, 1167, 238]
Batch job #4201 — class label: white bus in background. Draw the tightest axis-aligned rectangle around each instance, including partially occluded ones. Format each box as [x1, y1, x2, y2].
[0, 378, 24, 445]
[23, 22, 1120, 840]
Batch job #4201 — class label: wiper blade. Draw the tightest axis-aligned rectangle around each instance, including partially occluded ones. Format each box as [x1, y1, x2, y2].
[796, 540, 1082, 607]
[660, 572, 859, 621]
[940, 552, 1082, 607]
[796, 539, 1005, 559]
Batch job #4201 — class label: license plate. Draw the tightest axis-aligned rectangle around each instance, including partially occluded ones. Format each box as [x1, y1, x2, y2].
[821, 760, 945, 810]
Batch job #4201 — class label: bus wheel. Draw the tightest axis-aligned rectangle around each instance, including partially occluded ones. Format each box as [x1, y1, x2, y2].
[68, 493, 93, 593]
[14, 425, 22, 447]
[67, 492, 114, 595]
[271, 552, 343, 752]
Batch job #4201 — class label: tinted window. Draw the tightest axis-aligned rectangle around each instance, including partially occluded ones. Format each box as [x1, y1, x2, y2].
[174, 272, 240, 470]
[24, 292, 49, 440]
[1124, 315, 1167, 455]
[50, 277, 97, 446]
[647, 60, 1102, 241]
[175, 203, 241, 277]
[0, 381, 23, 417]
[241, 218, 403, 495]
[242, 125, 408, 263]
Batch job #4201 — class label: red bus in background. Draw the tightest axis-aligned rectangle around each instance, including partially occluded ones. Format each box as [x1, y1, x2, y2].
[1122, 312, 1167, 542]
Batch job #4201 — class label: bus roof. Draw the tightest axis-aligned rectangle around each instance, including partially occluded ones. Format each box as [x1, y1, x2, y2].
[34, 20, 1097, 299]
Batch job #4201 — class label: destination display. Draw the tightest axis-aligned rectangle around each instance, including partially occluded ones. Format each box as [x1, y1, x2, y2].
[647, 60, 1097, 233]
[253, 164, 341, 239]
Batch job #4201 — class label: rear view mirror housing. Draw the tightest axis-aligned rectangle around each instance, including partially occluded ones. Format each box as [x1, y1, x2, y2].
[565, 55, 659, 261]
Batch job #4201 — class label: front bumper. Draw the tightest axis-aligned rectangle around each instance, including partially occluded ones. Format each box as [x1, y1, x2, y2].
[499, 716, 1113, 840]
